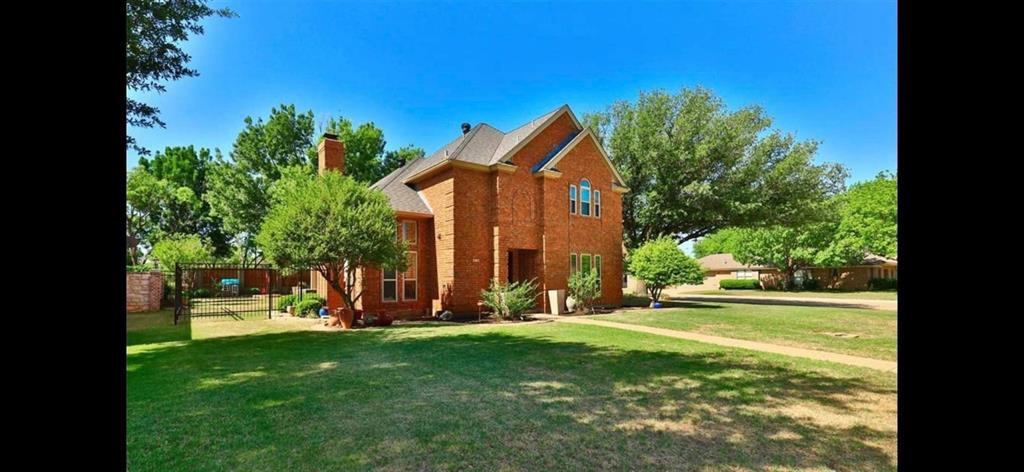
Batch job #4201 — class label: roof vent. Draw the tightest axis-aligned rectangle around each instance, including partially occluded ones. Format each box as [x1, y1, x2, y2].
[461, 122, 471, 134]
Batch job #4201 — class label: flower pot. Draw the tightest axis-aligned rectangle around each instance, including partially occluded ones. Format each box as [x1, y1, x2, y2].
[565, 296, 577, 313]
[286, 305, 295, 316]
[650, 302, 663, 309]
[335, 308, 354, 329]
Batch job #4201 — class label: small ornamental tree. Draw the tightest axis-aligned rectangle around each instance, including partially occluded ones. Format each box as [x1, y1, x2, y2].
[567, 270, 600, 314]
[628, 237, 705, 306]
[256, 170, 406, 318]
[151, 234, 213, 270]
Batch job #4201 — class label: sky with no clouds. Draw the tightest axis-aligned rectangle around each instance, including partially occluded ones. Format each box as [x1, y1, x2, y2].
[127, 0, 897, 252]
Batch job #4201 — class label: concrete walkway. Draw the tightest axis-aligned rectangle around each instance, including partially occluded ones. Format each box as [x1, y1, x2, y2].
[675, 294, 897, 311]
[543, 315, 897, 373]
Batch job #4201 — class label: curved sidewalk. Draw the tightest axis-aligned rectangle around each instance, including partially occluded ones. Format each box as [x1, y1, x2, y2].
[552, 316, 897, 373]
[675, 294, 897, 311]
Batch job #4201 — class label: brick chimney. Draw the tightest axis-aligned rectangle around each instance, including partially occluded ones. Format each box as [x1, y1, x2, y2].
[318, 133, 345, 175]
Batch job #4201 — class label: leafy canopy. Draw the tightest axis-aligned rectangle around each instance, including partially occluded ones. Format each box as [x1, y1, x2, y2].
[256, 170, 407, 312]
[151, 235, 214, 270]
[126, 0, 235, 154]
[628, 237, 705, 303]
[205, 105, 425, 267]
[831, 171, 897, 259]
[693, 228, 745, 259]
[583, 87, 847, 249]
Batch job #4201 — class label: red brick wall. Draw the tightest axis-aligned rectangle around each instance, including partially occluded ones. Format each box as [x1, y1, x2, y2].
[543, 136, 624, 307]
[404, 111, 626, 315]
[359, 216, 434, 318]
[126, 271, 163, 313]
[418, 169, 455, 314]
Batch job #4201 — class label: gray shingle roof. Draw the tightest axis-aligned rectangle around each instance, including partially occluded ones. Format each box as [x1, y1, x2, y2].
[369, 105, 574, 214]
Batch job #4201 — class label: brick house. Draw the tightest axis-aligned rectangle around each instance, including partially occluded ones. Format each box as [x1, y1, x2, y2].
[313, 105, 629, 317]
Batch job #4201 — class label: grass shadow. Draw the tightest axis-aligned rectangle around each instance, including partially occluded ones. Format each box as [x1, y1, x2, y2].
[127, 323, 896, 470]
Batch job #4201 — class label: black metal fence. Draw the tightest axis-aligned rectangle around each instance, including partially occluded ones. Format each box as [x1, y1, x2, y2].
[174, 263, 282, 324]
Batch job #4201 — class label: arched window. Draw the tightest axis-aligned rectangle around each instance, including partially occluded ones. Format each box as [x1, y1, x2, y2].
[569, 185, 577, 214]
[580, 179, 591, 216]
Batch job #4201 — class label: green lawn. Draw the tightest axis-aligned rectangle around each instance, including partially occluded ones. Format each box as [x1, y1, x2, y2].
[687, 290, 898, 301]
[128, 312, 896, 470]
[602, 298, 896, 361]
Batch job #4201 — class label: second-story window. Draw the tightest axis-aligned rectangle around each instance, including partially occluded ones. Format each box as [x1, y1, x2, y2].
[569, 185, 577, 214]
[594, 190, 601, 218]
[580, 179, 591, 216]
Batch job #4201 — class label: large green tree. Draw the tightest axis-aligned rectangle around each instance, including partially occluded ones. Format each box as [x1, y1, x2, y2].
[126, 168, 165, 265]
[205, 105, 317, 267]
[151, 234, 214, 270]
[831, 171, 897, 259]
[323, 118, 424, 184]
[732, 215, 854, 290]
[693, 228, 745, 258]
[138, 145, 231, 255]
[583, 87, 848, 249]
[126, 0, 235, 155]
[206, 106, 425, 266]
[256, 171, 407, 316]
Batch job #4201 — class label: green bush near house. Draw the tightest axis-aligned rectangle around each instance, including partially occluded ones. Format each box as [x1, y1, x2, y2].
[868, 278, 897, 291]
[295, 298, 325, 317]
[720, 279, 759, 290]
[801, 278, 821, 290]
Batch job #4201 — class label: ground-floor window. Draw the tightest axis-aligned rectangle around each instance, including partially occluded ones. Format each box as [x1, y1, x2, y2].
[403, 251, 417, 301]
[382, 268, 397, 301]
[581, 254, 592, 274]
[735, 270, 758, 280]
[570, 253, 577, 273]
[595, 255, 602, 288]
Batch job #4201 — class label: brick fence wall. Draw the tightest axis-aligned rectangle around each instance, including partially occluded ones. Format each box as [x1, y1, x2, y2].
[127, 271, 163, 313]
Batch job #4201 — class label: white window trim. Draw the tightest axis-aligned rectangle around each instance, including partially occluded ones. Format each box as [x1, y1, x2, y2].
[580, 179, 591, 217]
[595, 254, 602, 288]
[403, 250, 417, 301]
[382, 267, 397, 302]
[569, 184, 577, 215]
[570, 253, 577, 273]
[594, 190, 601, 218]
[581, 253, 592, 274]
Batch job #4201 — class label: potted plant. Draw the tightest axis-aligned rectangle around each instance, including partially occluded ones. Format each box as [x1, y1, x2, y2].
[565, 296, 577, 313]
[333, 307, 354, 329]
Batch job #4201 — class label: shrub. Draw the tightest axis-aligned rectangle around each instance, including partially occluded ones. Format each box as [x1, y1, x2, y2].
[868, 278, 897, 290]
[363, 312, 394, 327]
[720, 279, 759, 290]
[567, 270, 601, 314]
[276, 294, 297, 311]
[295, 298, 324, 317]
[247, 287, 261, 295]
[480, 278, 538, 321]
[801, 278, 821, 290]
[190, 287, 212, 298]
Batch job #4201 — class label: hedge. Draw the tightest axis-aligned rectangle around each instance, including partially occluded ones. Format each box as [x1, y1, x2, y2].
[295, 298, 326, 317]
[277, 293, 326, 311]
[868, 278, 897, 291]
[720, 279, 760, 290]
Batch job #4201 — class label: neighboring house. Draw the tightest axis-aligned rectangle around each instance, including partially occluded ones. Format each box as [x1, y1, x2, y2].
[626, 252, 898, 296]
[698, 253, 898, 291]
[313, 105, 629, 317]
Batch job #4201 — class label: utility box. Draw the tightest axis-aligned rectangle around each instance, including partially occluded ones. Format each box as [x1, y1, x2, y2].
[547, 289, 566, 315]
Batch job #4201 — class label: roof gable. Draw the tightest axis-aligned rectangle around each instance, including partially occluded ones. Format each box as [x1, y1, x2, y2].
[533, 128, 627, 188]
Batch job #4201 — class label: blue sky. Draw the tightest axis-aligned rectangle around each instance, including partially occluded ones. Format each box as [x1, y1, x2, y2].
[127, 0, 896, 187]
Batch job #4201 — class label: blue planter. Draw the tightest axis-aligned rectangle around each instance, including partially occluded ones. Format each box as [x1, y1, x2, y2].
[652, 302, 663, 309]
[318, 307, 329, 318]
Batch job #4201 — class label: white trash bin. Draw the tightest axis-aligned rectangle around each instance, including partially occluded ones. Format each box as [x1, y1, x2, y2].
[547, 289, 566, 315]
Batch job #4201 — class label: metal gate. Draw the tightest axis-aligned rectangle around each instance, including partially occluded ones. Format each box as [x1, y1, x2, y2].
[174, 263, 280, 324]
